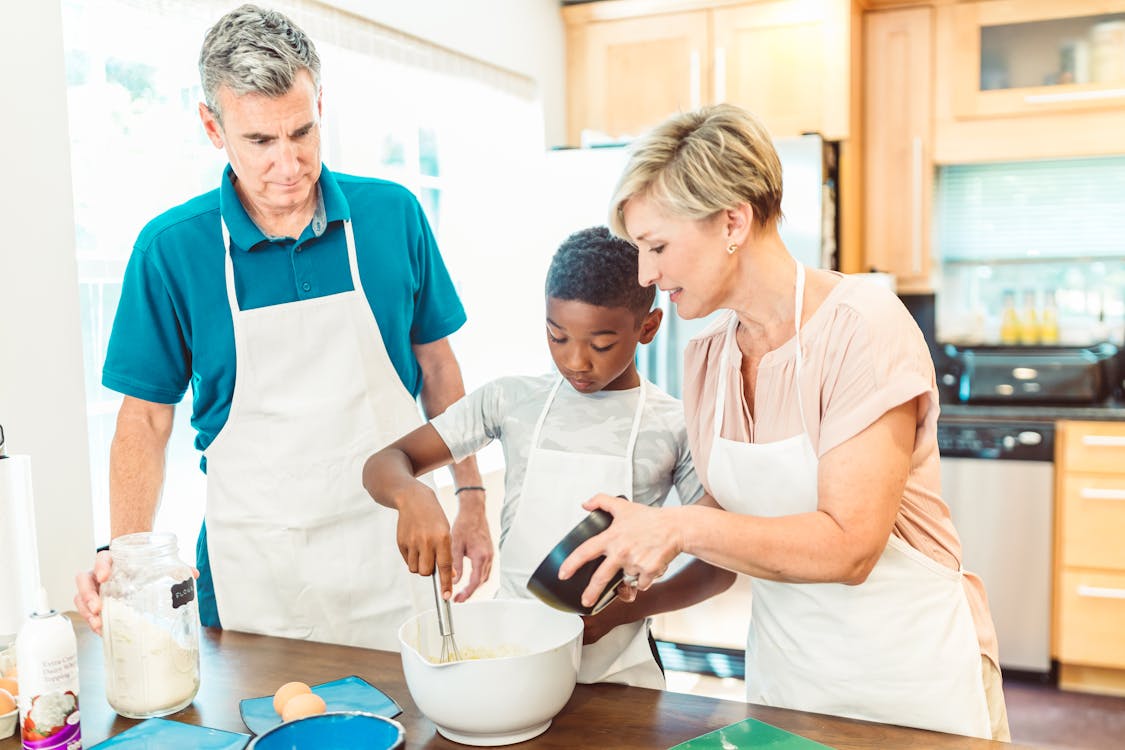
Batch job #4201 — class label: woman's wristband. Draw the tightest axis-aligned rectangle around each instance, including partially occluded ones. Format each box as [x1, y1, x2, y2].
[454, 485, 486, 496]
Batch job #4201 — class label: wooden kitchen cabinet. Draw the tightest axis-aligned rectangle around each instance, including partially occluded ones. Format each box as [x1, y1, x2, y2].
[562, 0, 857, 144]
[1053, 420, 1125, 697]
[564, 9, 711, 145]
[711, 0, 852, 139]
[862, 5, 934, 292]
[934, 0, 1125, 162]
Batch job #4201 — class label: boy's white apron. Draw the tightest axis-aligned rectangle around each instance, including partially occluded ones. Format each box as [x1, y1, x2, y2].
[205, 218, 424, 650]
[705, 263, 990, 738]
[500, 377, 665, 689]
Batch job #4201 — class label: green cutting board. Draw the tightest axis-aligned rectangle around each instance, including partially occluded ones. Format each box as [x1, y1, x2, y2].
[669, 717, 835, 749]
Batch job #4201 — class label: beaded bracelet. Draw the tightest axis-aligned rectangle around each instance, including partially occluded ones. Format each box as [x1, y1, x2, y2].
[454, 485, 486, 495]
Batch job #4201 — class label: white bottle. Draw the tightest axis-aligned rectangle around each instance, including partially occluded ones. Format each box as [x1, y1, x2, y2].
[15, 588, 81, 750]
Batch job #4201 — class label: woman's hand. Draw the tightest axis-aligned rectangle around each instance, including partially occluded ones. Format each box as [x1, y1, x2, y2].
[449, 494, 493, 602]
[558, 494, 684, 610]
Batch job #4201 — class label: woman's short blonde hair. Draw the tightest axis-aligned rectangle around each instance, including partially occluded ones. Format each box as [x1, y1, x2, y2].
[609, 104, 783, 239]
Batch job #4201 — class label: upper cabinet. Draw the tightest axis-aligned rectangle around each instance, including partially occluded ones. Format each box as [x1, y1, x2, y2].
[565, 10, 711, 146]
[934, 0, 1125, 162]
[863, 6, 934, 292]
[712, 0, 852, 139]
[952, 0, 1125, 119]
[562, 0, 857, 145]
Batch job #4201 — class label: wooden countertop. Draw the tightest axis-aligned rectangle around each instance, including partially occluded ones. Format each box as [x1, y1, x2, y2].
[1, 614, 1032, 749]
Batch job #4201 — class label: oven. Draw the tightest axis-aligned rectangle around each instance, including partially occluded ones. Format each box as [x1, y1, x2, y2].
[938, 417, 1055, 677]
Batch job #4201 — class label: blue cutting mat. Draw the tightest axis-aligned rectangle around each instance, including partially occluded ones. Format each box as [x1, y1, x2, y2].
[90, 717, 249, 749]
[669, 717, 835, 749]
[239, 675, 402, 735]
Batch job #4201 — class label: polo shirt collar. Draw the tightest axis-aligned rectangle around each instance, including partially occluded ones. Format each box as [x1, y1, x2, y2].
[218, 164, 349, 252]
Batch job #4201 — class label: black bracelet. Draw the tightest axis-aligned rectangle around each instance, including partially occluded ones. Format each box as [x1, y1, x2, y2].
[454, 485, 486, 495]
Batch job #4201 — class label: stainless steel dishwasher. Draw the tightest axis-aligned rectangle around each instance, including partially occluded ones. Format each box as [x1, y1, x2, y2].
[938, 418, 1055, 677]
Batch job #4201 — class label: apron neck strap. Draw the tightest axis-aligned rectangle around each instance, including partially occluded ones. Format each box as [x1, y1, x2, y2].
[221, 216, 358, 317]
[530, 376, 648, 496]
[713, 260, 808, 441]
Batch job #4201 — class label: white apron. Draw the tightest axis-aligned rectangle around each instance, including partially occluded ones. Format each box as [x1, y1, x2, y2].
[706, 263, 991, 738]
[204, 218, 425, 650]
[500, 377, 665, 689]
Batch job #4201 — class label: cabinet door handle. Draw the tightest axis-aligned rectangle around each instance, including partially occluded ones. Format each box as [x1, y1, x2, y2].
[1079, 487, 1125, 501]
[911, 136, 923, 275]
[1024, 88, 1125, 104]
[1077, 585, 1125, 600]
[713, 47, 726, 104]
[1081, 435, 1125, 447]
[690, 49, 702, 109]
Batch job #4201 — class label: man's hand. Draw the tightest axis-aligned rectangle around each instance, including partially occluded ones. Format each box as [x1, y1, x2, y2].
[449, 493, 493, 602]
[74, 550, 113, 635]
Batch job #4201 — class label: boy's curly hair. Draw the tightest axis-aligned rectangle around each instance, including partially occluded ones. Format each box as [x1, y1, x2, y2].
[545, 226, 655, 322]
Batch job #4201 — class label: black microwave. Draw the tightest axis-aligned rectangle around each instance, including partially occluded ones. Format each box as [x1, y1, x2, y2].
[938, 342, 1121, 405]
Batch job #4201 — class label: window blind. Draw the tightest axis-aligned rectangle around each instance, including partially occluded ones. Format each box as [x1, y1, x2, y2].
[935, 156, 1125, 262]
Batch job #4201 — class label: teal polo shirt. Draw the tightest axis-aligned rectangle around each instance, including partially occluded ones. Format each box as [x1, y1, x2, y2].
[103, 164, 466, 627]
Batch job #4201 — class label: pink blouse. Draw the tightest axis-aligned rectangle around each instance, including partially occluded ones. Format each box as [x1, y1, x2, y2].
[681, 273, 999, 667]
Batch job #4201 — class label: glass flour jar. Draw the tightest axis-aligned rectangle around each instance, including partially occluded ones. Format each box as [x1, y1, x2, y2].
[101, 532, 200, 718]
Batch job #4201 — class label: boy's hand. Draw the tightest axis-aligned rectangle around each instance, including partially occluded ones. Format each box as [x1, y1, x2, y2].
[450, 493, 493, 602]
[395, 485, 455, 598]
[581, 599, 630, 645]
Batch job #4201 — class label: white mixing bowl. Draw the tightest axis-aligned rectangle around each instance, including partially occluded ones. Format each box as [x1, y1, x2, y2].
[398, 599, 583, 746]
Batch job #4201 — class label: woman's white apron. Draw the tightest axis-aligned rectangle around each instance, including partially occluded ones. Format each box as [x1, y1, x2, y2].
[705, 263, 990, 737]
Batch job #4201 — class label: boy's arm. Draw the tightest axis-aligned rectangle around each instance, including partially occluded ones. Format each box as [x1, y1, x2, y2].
[582, 557, 736, 645]
[363, 424, 470, 599]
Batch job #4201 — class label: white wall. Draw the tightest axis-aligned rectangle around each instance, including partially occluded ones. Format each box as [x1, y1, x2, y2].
[327, 0, 568, 146]
[0, 1, 567, 615]
[0, 2, 95, 613]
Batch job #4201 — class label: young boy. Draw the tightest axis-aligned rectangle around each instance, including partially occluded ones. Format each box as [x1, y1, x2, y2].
[363, 226, 735, 689]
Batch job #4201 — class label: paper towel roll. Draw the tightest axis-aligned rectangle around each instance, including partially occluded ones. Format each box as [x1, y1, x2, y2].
[0, 455, 42, 642]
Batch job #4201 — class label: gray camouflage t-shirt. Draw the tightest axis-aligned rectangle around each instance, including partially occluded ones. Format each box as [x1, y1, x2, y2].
[430, 373, 705, 548]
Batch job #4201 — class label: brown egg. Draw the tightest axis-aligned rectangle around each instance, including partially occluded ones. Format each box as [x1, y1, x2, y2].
[273, 681, 311, 715]
[281, 692, 326, 722]
[0, 688, 15, 715]
[0, 678, 16, 697]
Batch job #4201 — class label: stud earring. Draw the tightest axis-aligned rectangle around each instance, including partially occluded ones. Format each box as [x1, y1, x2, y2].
[727, 243, 739, 255]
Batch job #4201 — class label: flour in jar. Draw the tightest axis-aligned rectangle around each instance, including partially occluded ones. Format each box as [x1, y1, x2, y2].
[102, 596, 199, 716]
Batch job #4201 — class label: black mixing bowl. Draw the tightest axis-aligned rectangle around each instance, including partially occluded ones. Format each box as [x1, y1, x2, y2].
[526, 509, 623, 616]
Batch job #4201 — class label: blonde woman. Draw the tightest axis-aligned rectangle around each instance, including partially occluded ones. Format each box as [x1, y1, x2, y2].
[559, 103, 1009, 741]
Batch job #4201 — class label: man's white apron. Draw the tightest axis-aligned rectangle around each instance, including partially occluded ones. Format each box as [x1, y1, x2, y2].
[705, 263, 991, 737]
[500, 377, 665, 689]
[205, 218, 424, 650]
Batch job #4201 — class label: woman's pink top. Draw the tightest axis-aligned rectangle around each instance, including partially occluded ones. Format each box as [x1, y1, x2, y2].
[681, 273, 999, 666]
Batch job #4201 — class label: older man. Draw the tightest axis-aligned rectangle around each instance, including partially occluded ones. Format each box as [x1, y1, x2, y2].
[75, 4, 491, 650]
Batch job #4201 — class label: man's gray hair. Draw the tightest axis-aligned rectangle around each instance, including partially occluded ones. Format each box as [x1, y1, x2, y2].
[199, 4, 321, 123]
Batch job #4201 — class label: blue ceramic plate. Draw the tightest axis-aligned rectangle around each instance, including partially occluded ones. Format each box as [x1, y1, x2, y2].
[90, 717, 249, 749]
[247, 711, 405, 750]
[239, 675, 402, 735]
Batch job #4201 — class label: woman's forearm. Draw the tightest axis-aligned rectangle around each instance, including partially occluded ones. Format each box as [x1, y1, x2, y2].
[673, 504, 885, 585]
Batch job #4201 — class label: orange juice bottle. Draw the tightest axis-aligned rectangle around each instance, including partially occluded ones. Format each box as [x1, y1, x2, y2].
[1039, 289, 1059, 344]
[999, 290, 1021, 345]
[1019, 290, 1039, 345]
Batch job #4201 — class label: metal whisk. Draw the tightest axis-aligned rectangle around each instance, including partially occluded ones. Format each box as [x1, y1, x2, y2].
[431, 573, 462, 663]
